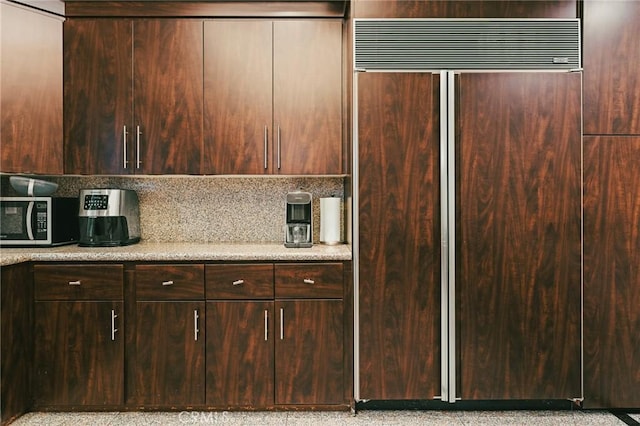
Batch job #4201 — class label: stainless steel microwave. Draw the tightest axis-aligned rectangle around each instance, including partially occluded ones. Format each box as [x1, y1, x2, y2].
[0, 197, 79, 247]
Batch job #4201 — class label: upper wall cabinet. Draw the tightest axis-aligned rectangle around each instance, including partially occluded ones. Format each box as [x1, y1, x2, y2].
[203, 20, 343, 175]
[583, 0, 640, 135]
[352, 0, 577, 18]
[1, 2, 63, 174]
[64, 19, 203, 175]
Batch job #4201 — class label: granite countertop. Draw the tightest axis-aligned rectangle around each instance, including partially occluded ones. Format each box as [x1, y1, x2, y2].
[0, 242, 352, 267]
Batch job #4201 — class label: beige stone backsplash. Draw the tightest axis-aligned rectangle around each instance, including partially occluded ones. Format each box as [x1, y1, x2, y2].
[1, 175, 345, 244]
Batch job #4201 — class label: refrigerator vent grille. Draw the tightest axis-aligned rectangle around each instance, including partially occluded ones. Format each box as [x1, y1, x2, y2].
[354, 19, 581, 70]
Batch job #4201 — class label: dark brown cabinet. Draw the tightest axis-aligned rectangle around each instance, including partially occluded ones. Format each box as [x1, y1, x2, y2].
[584, 136, 640, 409]
[357, 72, 441, 400]
[583, 0, 640, 409]
[32, 264, 124, 407]
[1, 263, 33, 425]
[456, 73, 582, 399]
[583, 1, 640, 135]
[131, 265, 205, 406]
[1, 2, 63, 174]
[64, 19, 203, 174]
[357, 71, 582, 401]
[205, 263, 345, 407]
[352, 0, 577, 19]
[203, 20, 343, 175]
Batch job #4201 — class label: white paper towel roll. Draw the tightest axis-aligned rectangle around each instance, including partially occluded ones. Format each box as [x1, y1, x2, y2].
[320, 197, 342, 245]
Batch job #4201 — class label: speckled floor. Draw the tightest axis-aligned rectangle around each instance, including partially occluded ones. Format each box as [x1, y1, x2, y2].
[8, 410, 639, 425]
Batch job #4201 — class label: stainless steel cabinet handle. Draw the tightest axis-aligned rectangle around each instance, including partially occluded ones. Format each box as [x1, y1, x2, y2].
[264, 310, 268, 341]
[111, 310, 118, 341]
[303, 279, 315, 285]
[264, 125, 268, 170]
[162, 280, 174, 286]
[136, 125, 142, 169]
[123, 125, 128, 168]
[194, 309, 200, 341]
[277, 125, 281, 170]
[279, 307, 284, 340]
[232, 279, 244, 286]
[68, 280, 81, 286]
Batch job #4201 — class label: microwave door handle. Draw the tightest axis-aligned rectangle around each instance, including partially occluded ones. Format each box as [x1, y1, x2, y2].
[26, 201, 34, 240]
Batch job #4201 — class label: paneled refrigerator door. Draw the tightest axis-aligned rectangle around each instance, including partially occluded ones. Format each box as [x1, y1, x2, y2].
[454, 72, 583, 400]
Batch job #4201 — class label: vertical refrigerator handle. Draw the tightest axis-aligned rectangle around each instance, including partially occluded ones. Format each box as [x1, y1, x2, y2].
[440, 70, 457, 403]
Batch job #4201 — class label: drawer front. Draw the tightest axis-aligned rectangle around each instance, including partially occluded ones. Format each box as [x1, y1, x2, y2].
[34, 264, 124, 300]
[206, 264, 274, 299]
[135, 264, 204, 300]
[275, 263, 343, 299]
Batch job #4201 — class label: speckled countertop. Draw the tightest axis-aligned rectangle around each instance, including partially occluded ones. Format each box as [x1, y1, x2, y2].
[0, 242, 352, 266]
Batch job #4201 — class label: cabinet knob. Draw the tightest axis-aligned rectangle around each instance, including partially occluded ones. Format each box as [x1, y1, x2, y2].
[68, 280, 82, 286]
[162, 280, 174, 286]
[303, 278, 315, 285]
[232, 279, 244, 286]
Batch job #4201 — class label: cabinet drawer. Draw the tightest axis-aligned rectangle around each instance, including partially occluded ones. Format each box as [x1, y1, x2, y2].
[275, 263, 343, 299]
[206, 264, 274, 299]
[135, 264, 204, 300]
[34, 264, 123, 300]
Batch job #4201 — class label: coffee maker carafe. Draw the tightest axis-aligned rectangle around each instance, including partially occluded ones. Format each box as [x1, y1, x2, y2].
[284, 191, 312, 248]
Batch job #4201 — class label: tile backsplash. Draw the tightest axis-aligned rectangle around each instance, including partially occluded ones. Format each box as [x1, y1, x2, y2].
[0, 175, 346, 244]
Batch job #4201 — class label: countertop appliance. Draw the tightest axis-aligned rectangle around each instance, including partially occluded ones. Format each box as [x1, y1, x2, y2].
[284, 191, 312, 248]
[78, 189, 140, 247]
[0, 197, 79, 247]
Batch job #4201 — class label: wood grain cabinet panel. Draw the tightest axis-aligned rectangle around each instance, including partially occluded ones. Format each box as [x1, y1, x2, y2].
[275, 300, 343, 405]
[584, 1, 640, 135]
[353, 0, 577, 18]
[584, 136, 640, 408]
[133, 20, 203, 174]
[34, 264, 123, 300]
[456, 73, 582, 399]
[63, 19, 132, 174]
[132, 301, 205, 406]
[32, 263, 125, 408]
[135, 264, 204, 300]
[1, 2, 63, 174]
[275, 263, 343, 299]
[203, 20, 342, 175]
[357, 72, 441, 400]
[1, 264, 33, 424]
[206, 301, 275, 407]
[64, 19, 203, 174]
[206, 264, 274, 299]
[33, 301, 124, 407]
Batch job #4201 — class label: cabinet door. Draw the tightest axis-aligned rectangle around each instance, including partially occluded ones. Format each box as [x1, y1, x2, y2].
[33, 301, 124, 406]
[133, 20, 203, 174]
[353, 0, 577, 19]
[1, 2, 63, 174]
[275, 300, 343, 405]
[456, 73, 582, 399]
[584, 1, 640, 135]
[357, 73, 441, 400]
[206, 301, 274, 406]
[132, 301, 205, 406]
[273, 20, 343, 175]
[1, 264, 33, 423]
[584, 136, 640, 408]
[203, 20, 273, 174]
[64, 19, 132, 175]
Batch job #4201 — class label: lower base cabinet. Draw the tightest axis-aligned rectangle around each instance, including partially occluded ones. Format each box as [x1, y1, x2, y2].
[34, 301, 124, 407]
[32, 264, 124, 408]
[132, 302, 205, 406]
[28, 261, 348, 410]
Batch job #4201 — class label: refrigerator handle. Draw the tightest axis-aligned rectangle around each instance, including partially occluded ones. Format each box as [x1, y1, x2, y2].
[446, 70, 457, 404]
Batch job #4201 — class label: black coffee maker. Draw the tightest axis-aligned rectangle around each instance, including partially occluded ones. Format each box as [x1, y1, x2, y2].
[284, 191, 312, 248]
